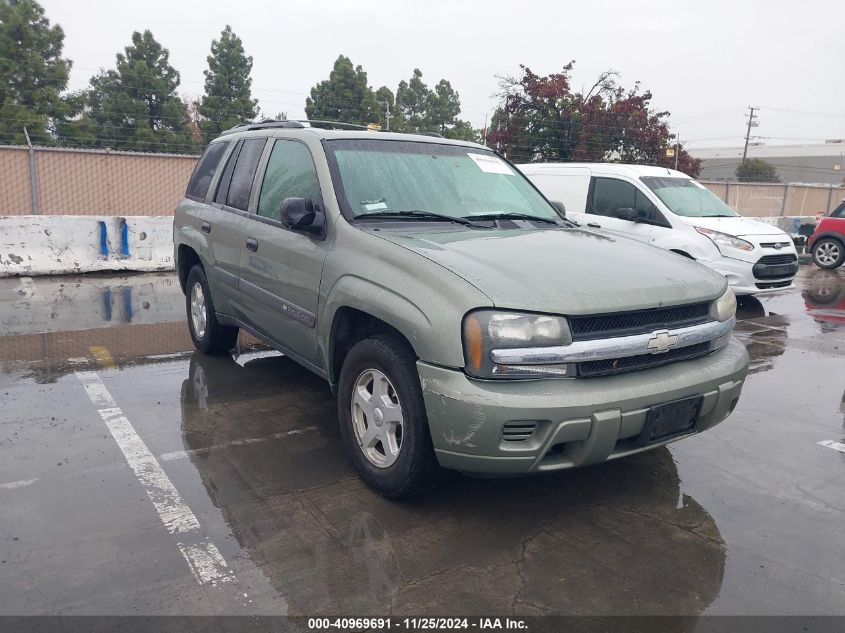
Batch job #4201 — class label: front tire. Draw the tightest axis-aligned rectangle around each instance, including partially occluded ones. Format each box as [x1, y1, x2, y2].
[185, 265, 239, 355]
[812, 238, 845, 269]
[337, 334, 440, 498]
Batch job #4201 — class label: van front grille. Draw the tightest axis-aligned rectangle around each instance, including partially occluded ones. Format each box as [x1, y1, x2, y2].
[568, 303, 711, 341]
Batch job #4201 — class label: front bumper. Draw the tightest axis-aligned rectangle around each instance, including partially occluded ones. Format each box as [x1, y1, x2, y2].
[703, 254, 797, 295]
[418, 337, 748, 474]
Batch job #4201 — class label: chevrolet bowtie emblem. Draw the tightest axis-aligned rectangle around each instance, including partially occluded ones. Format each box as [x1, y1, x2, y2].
[647, 329, 679, 354]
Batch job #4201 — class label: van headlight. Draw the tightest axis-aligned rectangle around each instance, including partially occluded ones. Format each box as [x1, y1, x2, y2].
[695, 226, 754, 252]
[462, 310, 573, 379]
[711, 287, 737, 322]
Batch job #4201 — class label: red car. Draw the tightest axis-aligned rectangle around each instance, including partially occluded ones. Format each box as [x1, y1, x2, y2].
[808, 201, 845, 269]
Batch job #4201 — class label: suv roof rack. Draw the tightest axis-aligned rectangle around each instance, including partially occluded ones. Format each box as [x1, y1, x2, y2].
[220, 119, 305, 135]
[220, 118, 445, 137]
[300, 119, 373, 131]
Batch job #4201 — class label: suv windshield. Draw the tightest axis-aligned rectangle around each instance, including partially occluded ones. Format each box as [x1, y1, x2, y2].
[325, 139, 561, 224]
[641, 176, 738, 218]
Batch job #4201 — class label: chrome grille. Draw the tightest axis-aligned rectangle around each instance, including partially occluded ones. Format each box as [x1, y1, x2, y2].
[568, 303, 711, 341]
[578, 342, 712, 377]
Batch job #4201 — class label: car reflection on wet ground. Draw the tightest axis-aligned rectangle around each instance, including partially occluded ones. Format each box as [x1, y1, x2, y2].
[0, 266, 843, 620]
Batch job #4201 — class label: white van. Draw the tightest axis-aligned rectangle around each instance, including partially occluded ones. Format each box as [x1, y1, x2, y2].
[518, 163, 798, 295]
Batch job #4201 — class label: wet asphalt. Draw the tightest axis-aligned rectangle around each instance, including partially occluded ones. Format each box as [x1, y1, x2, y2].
[0, 265, 843, 619]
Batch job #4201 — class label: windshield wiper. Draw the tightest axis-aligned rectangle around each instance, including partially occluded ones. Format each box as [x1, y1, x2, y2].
[356, 210, 487, 227]
[462, 212, 560, 225]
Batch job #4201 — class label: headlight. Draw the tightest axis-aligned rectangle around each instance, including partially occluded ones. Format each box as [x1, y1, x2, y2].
[695, 226, 754, 252]
[711, 287, 737, 322]
[463, 310, 573, 379]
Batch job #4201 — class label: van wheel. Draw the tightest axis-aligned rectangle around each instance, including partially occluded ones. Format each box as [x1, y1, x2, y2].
[812, 238, 844, 269]
[337, 334, 440, 498]
[185, 265, 239, 355]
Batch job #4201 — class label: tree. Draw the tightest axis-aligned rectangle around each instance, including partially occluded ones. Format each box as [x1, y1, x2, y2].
[197, 25, 259, 141]
[67, 30, 194, 152]
[487, 63, 700, 177]
[395, 68, 430, 131]
[305, 55, 379, 126]
[736, 158, 779, 182]
[0, 0, 71, 144]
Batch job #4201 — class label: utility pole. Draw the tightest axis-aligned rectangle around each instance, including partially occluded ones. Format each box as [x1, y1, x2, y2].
[674, 137, 680, 170]
[741, 106, 759, 165]
[383, 101, 390, 132]
[23, 127, 40, 215]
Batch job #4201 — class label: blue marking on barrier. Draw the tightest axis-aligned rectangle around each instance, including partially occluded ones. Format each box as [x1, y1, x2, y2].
[98, 221, 108, 256]
[119, 218, 129, 257]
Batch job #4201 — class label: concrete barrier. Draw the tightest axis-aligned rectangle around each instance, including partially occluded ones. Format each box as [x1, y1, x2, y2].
[0, 215, 174, 277]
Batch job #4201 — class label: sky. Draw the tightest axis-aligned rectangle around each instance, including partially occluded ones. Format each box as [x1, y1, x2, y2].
[40, 0, 845, 150]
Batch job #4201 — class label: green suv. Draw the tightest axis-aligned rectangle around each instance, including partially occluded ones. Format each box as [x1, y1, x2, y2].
[174, 120, 749, 497]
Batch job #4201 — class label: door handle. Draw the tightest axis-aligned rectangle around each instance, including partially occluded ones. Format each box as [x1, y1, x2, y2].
[201, 221, 211, 234]
[587, 222, 601, 228]
[245, 237, 259, 252]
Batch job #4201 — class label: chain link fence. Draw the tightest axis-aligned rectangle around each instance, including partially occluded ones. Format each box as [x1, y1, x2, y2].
[2, 143, 843, 222]
[0, 144, 199, 216]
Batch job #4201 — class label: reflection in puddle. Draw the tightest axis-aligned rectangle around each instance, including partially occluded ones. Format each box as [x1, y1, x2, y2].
[803, 268, 845, 332]
[178, 351, 726, 619]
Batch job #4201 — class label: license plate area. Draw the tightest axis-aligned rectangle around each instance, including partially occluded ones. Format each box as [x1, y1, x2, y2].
[635, 395, 703, 446]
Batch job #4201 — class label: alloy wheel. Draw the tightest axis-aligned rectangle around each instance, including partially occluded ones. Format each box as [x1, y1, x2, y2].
[351, 368, 404, 468]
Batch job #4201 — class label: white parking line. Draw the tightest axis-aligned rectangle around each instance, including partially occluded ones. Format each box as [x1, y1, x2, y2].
[818, 439, 845, 454]
[0, 478, 39, 491]
[159, 426, 317, 462]
[75, 371, 237, 588]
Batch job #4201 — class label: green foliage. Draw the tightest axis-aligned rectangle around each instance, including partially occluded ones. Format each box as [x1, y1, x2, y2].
[0, 0, 71, 144]
[736, 158, 779, 183]
[305, 57, 478, 138]
[198, 25, 258, 142]
[66, 30, 196, 152]
[395, 69, 429, 131]
[305, 55, 380, 125]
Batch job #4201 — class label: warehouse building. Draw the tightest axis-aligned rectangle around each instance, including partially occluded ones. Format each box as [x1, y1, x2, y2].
[693, 141, 845, 185]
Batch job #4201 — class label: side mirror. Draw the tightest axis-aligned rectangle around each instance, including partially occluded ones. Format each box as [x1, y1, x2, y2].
[551, 200, 566, 217]
[280, 197, 323, 233]
[616, 207, 636, 222]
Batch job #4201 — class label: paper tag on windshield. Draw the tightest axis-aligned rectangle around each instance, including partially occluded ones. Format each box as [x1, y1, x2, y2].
[361, 199, 388, 211]
[467, 152, 514, 175]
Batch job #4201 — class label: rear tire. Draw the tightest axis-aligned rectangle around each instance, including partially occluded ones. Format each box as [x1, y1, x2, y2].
[337, 334, 440, 498]
[812, 238, 845, 269]
[185, 265, 239, 355]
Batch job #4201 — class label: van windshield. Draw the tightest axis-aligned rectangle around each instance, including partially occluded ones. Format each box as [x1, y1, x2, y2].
[641, 176, 738, 218]
[324, 139, 562, 224]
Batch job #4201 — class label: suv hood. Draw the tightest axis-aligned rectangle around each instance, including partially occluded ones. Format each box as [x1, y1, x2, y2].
[374, 227, 726, 315]
[681, 216, 788, 237]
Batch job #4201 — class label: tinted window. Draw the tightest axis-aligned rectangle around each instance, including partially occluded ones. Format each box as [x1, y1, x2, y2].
[831, 202, 845, 218]
[590, 178, 636, 217]
[226, 138, 266, 210]
[257, 141, 320, 221]
[186, 142, 228, 200]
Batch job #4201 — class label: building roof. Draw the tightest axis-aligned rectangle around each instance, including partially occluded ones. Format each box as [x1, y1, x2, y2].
[691, 142, 845, 160]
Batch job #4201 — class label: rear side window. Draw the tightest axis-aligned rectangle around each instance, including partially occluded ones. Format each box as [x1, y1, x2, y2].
[224, 138, 267, 211]
[257, 141, 320, 221]
[185, 142, 229, 201]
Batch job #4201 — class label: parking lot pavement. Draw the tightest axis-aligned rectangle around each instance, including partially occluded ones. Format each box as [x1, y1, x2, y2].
[0, 267, 843, 618]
